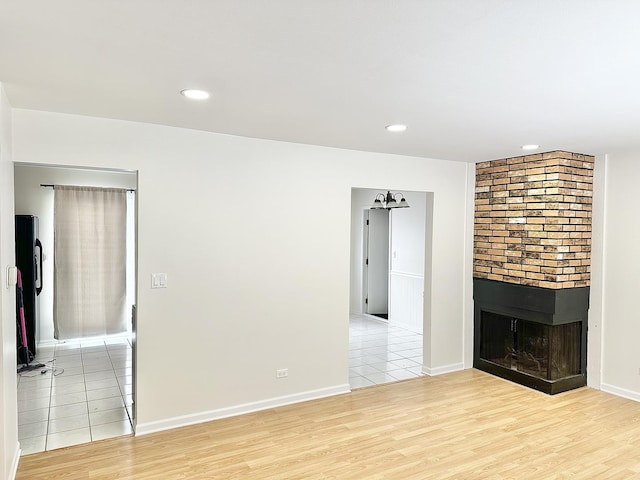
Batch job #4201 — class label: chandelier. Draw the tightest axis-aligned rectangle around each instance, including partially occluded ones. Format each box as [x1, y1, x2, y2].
[370, 191, 410, 210]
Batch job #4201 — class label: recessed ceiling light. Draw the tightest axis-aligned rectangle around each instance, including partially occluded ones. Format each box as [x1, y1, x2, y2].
[521, 144, 539, 151]
[180, 89, 210, 100]
[386, 124, 407, 132]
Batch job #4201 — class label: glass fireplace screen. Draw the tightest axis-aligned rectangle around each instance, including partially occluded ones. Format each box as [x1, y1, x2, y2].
[479, 311, 581, 381]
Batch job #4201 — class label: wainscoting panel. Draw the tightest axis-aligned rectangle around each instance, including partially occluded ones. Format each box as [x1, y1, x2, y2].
[389, 272, 424, 334]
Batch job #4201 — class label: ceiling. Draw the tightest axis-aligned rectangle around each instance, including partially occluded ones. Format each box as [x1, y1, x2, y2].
[2, 1, 640, 163]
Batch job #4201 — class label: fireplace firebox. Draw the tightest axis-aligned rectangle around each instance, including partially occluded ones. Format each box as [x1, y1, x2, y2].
[474, 278, 588, 394]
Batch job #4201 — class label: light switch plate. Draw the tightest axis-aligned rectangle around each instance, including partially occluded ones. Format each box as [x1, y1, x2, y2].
[6, 266, 17, 289]
[151, 273, 168, 288]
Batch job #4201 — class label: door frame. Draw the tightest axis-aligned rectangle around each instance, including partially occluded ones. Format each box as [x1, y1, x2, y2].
[13, 162, 139, 435]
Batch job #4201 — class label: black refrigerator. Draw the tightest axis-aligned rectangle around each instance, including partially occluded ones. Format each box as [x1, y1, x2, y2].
[15, 215, 43, 364]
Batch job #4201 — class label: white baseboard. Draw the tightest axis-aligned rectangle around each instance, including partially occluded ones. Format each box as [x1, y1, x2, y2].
[601, 383, 640, 403]
[135, 383, 351, 436]
[422, 363, 464, 376]
[9, 443, 20, 480]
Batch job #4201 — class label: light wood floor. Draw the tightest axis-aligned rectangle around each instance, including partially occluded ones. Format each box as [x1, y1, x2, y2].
[17, 369, 640, 479]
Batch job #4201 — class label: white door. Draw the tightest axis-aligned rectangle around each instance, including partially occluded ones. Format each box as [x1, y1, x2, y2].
[365, 209, 389, 316]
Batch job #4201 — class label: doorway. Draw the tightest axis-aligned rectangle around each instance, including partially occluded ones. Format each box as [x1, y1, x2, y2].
[349, 188, 430, 388]
[352, 189, 427, 333]
[14, 164, 138, 454]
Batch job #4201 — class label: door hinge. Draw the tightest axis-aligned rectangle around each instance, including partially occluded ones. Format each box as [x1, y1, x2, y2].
[366, 219, 369, 226]
[365, 298, 368, 304]
[366, 258, 368, 265]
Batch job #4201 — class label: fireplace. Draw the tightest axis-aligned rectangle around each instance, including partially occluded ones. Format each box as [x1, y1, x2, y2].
[473, 151, 593, 394]
[474, 278, 588, 394]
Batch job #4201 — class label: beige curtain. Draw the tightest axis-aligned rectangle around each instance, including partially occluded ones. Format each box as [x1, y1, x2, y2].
[53, 186, 127, 339]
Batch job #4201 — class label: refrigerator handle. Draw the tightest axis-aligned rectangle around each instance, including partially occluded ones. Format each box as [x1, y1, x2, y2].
[35, 238, 43, 296]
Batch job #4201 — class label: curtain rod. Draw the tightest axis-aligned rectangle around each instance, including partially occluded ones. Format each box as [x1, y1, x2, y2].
[40, 184, 136, 192]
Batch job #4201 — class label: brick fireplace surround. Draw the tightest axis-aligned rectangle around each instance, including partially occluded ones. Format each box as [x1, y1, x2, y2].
[473, 151, 594, 394]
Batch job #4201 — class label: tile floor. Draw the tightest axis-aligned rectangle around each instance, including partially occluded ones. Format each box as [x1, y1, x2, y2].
[17, 337, 134, 455]
[17, 318, 413, 453]
[349, 313, 423, 389]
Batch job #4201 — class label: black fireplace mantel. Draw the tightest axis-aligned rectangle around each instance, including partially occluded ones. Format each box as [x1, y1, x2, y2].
[474, 278, 590, 326]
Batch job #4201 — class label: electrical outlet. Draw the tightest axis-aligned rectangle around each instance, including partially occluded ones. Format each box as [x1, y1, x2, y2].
[276, 368, 288, 379]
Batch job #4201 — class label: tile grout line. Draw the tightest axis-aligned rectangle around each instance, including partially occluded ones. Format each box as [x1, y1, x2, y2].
[44, 347, 55, 451]
[83, 343, 92, 443]
[106, 340, 134, 429]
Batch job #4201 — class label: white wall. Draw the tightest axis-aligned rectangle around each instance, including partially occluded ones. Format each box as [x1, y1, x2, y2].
[463, 163, 475, 369]
[389, 192, 426, 275]
[10, 109, 471, 435]
[13, 165, 137, 344]
[598, 152, 640, 400]
[587, 155, 606, 389]
[0, 85, 19, 479]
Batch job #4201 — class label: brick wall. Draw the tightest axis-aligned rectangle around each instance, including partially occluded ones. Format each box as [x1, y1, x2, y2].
[474, 151, 594, 289]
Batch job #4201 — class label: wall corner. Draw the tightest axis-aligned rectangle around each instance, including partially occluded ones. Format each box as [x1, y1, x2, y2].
[587, 153, 607, 389]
